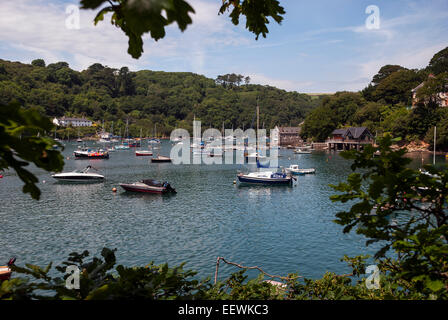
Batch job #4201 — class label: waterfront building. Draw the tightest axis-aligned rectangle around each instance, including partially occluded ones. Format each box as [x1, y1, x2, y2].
[271, 126, 303, 147]
[327, 127, 374, 151]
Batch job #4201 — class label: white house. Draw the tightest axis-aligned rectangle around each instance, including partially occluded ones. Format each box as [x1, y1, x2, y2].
[411, 74, 448, 108]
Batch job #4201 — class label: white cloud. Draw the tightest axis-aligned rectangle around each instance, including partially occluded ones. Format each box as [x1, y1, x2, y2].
[0, 0, 250, 71]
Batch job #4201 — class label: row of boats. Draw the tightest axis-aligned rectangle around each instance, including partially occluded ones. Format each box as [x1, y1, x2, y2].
[51, 166, 177, 194]
[73, 146, 171, 162]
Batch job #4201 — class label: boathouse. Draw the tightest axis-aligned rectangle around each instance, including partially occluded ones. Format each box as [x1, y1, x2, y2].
[327, 127, 374, 151]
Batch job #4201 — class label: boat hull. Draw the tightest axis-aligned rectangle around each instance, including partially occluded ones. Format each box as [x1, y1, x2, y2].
[135, 151, 153, 156]
[119, 184, 168, 194]
[74, 152, 109, 159]
[151, 158, 172, 163]
[237, 174, 292, 185]
[0, 267, 11, 281]
[52, 176, 104, 183]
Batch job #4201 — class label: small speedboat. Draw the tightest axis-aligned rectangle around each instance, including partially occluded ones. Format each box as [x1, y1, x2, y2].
[120, 179, 176, 194]
[151, 155, 172, 163]
[0, 258, 15, 281]
[52, 165, 105, 183]
[135, 150, 153, 156]
[285, 165, 316, 175]
[294, 148, 311, 154]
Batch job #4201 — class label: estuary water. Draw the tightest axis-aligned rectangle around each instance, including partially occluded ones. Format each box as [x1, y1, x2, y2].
[0, 141, 446, 281]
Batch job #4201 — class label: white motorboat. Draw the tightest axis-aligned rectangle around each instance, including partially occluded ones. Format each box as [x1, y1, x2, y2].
[294, 148, 312, 154]
[51, 166, 104, 183]
[285, 164, 316, 175]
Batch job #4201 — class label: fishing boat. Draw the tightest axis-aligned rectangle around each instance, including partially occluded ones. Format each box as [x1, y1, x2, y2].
[74, 147, 109, 159]
[151, 155, 172, 163]
[119, 179, 176, 194]
[0, 258, 15, 281]
[51, 165, 104, 183]
[285, 164, 316, 175]
[237, 169, 293, 185]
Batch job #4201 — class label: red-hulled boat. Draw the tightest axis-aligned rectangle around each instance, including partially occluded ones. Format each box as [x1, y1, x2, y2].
[135, 150, 153, 156]
[0, 258, 15, 281]
[119, 179, 176, 194]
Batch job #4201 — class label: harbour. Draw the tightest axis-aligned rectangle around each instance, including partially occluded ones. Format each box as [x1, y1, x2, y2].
[1, 140, 445, 281]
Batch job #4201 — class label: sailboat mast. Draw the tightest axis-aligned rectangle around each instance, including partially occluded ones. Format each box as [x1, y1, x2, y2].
[256, 99, 259, 152]
[434, 126, 436, 165]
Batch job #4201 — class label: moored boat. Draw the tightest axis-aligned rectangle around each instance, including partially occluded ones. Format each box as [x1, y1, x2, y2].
[135, 150, 153, 156]
[119, 179, 176, 194]
[237, 169, 293, 185]
[294, 148, 312, 154]
[52, 165, 105, 183]
[0, 258, 15, 281]
[285, 165, 316, 175]
[151, 155, 172, 163]
[74, 147, 109, 159]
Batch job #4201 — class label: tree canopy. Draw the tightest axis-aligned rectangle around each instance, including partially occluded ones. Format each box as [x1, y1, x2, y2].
[301, 46, 448, 150]
[0, 58, 321, 138]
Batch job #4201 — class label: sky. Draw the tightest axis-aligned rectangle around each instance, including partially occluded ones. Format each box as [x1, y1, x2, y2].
[0, 0, 447, 93]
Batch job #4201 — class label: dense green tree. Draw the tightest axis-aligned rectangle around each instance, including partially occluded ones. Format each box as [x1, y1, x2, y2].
[428, 47, 448, 75]
[31, 59, 46, 68]
[0, 59, 317, 138]
[331, 135, 448, 298]
[0, 101, 64, 200]
[371, 65, 406, 86]
[371, 69, 423, 105]
[301, 92, 365, 141]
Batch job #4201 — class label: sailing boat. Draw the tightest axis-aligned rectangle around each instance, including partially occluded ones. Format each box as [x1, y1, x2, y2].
[135, 128, 153, 156]
[116, 119, 130, 150]
[236, 102, 293, 185]
[419, 126, 440, 178]
[149, 123, 161, 148]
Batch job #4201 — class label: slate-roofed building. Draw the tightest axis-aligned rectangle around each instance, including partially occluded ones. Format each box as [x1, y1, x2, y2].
[327, 127, 374, 150]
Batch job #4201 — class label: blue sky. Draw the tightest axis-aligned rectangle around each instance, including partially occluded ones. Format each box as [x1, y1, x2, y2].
[0, 0, 447, 92]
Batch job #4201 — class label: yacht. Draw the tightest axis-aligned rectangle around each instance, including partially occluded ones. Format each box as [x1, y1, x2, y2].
[51, 166, 104, 183]
[237, 169, 293, 185]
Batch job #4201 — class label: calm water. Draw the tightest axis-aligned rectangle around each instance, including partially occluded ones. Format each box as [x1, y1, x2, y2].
[0, 141, 446, 281]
